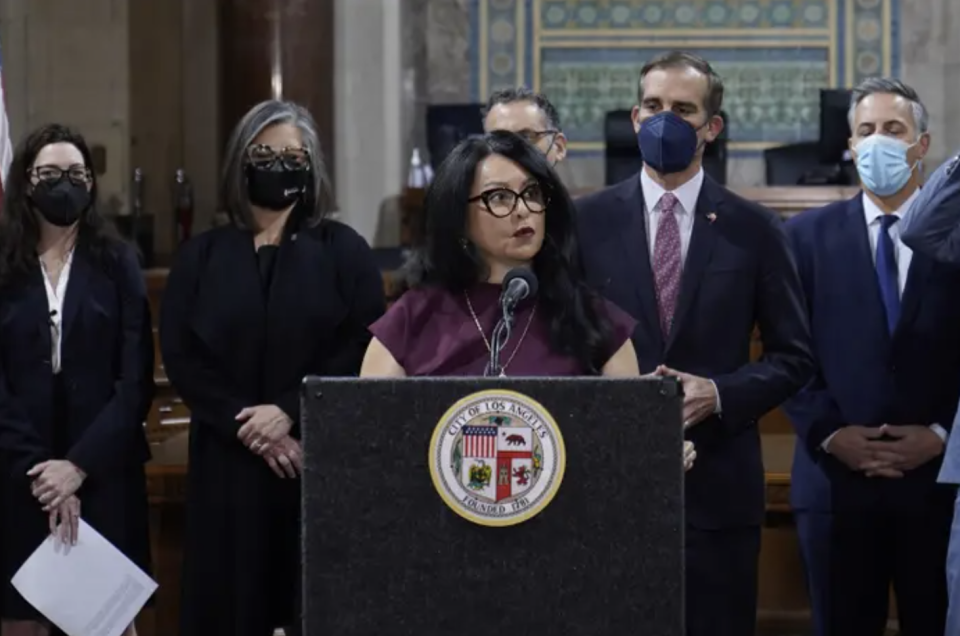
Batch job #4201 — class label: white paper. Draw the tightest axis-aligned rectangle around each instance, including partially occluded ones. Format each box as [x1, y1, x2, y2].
[11, 519, 158, 636]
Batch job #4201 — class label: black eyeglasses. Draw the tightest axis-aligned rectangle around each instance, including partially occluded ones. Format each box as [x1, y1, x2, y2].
[31, 164, 91, 185]
[245, 144, 311, 170]
[515, 129, 559, 145]
[468, 184, 548, 218]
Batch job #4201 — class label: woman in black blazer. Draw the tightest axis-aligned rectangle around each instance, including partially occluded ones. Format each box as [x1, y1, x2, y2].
[160, 100, 386, 636]
[0, 124, 154, 636]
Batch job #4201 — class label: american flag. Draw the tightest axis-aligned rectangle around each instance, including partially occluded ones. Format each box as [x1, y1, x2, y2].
[462, 426, 497, 458]
[0, 40, 12, 197]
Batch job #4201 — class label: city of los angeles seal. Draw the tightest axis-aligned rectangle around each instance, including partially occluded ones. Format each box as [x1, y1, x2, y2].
[428, 389, 566, 527]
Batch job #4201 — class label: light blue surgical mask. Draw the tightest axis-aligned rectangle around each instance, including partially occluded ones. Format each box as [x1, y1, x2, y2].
[853, 134, 921, 197]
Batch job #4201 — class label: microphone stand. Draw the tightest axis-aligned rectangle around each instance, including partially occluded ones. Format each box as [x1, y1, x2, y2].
[485, 304, 517, 377]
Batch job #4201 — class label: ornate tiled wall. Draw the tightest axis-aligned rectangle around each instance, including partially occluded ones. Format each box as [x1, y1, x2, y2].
[471, 0, 900, 158]
[331, 0, 958, 228]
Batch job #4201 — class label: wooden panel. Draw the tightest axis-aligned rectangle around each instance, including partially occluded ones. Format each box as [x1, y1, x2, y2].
[757, 524, 810, 624]
[129, 0, 184, 259]
[219, 0, 335, 186]
[737, 186, 860, 218]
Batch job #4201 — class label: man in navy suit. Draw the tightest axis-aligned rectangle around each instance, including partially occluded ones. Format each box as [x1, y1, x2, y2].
[785, 78, 960, 636]
[575, 51, 815, 636]
[899, 149, 960, 635]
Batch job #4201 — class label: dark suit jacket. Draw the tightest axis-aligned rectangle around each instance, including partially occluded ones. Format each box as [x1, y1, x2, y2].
[783, 195, 960, 512]
[0, 241, 154, 482]
[576, 174, 814, 528]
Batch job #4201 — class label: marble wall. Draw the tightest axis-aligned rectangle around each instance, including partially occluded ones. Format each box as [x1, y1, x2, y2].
[0, 0, 131, 213]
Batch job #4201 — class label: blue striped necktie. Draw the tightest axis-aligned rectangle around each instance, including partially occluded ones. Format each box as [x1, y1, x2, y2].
[876, 214, 900, 333]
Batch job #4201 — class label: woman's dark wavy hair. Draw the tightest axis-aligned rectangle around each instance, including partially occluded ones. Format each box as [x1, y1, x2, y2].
[0, 124, 123, 286]
[406, 130, 613, 374]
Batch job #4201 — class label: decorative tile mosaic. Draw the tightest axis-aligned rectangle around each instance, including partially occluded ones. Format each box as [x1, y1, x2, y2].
[470, 0, 900, 153]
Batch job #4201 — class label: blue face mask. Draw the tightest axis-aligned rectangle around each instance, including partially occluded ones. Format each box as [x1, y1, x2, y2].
[854, 134, 919, 197]
[637, 112, 702, 174]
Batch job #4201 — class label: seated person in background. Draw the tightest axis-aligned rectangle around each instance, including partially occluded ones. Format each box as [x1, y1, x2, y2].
[360, 130, 695, 470]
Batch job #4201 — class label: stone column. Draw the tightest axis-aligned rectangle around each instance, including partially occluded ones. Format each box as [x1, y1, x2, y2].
[333, 0, 407, 242]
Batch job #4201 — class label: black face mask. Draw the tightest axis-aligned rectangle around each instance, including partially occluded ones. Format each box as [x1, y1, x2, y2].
[30, 179, 91, 227]
[245, 165, 309, 211]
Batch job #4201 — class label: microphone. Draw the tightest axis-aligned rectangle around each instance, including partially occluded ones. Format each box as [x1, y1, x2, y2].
[499, 268, 538, 314]
[485, 268, 539, 377]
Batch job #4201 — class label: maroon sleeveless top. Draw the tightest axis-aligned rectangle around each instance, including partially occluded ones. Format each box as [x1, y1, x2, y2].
[369, 283, 637, 376]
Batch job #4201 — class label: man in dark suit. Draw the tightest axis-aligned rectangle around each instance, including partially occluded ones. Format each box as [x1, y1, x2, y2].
[899, 149, 960, 635]
[575, 51, 814, 636]
[785, 78, 960, 636]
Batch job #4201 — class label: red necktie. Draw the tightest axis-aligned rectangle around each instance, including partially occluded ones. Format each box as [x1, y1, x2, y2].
[652, 193, 682, 337]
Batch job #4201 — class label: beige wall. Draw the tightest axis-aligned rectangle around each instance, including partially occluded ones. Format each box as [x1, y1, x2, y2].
[0, 0, 130, 214]
[0, 0, 219, 257]
[0, 0, 398, 249]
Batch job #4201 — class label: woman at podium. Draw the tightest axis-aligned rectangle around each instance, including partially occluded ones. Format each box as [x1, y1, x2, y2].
[0, 124, 154, 636]
[360, 132, 695, 470]
[159, 101, 386, 636]
[361, 131, 638, 378]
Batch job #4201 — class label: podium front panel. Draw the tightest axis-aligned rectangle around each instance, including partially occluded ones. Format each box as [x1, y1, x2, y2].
[301, 377, 684, 635]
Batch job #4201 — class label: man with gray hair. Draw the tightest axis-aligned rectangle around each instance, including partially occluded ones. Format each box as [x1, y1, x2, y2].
[482, 87, 567, 166]
[784, 77, 960, 635]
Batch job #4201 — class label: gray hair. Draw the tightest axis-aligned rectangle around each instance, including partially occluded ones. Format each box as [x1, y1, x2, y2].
[220, 100, 333, 228]
[848, 77, 929, 134]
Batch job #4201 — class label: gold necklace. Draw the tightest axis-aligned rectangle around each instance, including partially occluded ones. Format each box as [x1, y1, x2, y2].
[464, 291, 536, 376]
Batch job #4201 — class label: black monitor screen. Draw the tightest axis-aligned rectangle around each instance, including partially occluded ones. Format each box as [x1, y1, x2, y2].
[426, 104, 485, 169]
[819, 89, 853, 164]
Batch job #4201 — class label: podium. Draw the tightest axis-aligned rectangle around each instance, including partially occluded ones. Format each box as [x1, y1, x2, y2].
[301, 377, 685, 635]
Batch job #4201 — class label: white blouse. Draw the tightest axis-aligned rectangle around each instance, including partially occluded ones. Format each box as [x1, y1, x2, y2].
[40, 250, 74, 374]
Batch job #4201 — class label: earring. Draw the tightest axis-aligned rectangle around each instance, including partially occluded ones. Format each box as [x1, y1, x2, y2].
[459, 238, 469, 250]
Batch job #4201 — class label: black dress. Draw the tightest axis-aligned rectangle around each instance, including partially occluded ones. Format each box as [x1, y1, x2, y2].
[160, 217, 385, 636]
[0, 242, 154, 622]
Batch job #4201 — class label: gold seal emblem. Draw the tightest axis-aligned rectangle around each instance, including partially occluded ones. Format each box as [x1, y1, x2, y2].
[428, 389, 566, 527]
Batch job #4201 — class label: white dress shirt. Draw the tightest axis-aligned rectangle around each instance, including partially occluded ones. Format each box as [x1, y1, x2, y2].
[40, 250, 74, 375]
[824, 190, 946, 449]
[640, 166, 703, 262]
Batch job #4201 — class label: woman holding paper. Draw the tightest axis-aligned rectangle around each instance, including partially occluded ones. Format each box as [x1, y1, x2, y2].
[0, 124, 154, 636]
